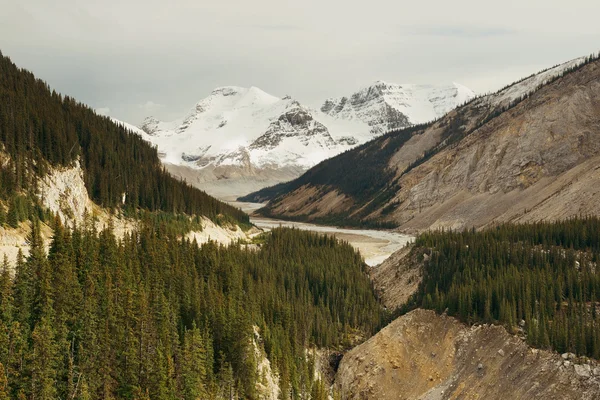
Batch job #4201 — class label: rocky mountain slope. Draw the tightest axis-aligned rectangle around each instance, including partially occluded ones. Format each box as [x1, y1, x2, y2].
[321, 81, 473, 135]
[251, 54, 600, 231]
[135, 83, 473, 198]
[336, 309, 600, 400]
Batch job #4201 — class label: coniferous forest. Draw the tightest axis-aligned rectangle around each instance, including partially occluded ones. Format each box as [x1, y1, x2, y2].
[3, 41, 600, 400]
[0, 51, 386, 399]
[405, 217, 600, 358]
[0, 52, 247, 225]
[0, 220, 384, 399]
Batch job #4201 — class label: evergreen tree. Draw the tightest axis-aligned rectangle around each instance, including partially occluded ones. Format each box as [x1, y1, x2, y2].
[30, 316, 58, 400]
[6, 199, 19, 229]
[0, 205, 6, 226]
[405, 216, 600, 359]
[0, 212, 385, 398]
[180, 326, 210, 400]
[0, 363, 9, 400]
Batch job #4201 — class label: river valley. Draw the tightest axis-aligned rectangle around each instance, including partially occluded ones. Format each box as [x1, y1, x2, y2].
[232, 201, 414, 266]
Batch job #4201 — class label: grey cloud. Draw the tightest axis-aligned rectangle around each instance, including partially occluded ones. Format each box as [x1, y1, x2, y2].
[0, 0, 598, 125]
[250, 23, 304, 32]
[405, 26, 516, 38]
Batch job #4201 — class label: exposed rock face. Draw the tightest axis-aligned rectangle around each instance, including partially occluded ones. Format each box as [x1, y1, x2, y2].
[321, 81, 474, 135]
[139, 116, 161, 136]
[335, 309, 600, 400]
[259, 56, 600, 231]
[249, 103, 336, 151]
[185, 217, 253, 246]
[388, 58, 600, 231]
[36, 160, 92, 223]
[252, 326, 280, 400]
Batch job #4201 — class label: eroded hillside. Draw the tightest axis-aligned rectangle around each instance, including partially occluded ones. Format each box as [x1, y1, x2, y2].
[253, 55, 600, 232]
[336, 309, 600, 400]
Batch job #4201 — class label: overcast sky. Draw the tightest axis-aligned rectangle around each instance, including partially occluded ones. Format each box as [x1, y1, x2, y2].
[1, 0, 599, 124]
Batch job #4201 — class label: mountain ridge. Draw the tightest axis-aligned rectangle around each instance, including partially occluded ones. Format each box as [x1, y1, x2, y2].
[246, 53, 600, 230]
[133, 81, 474, 198]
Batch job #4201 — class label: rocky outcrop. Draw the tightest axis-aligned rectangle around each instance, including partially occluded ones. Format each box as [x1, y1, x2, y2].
[249, 103, 336, 151]
[386, 57, 600, 231]
[139, 116, 162, 136]
[252, 326, 280, 400]
[335, 309, 600, 400]
[36, 160, 93, 223]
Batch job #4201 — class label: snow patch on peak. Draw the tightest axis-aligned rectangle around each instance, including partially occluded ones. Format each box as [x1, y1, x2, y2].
[235, 86, 280, 109]
[451, 82, 476, 105]
[321, 82, 475, 135]
[482, 56, 589, 109]
[207, 86, 280, 107]
[113, 118, 149, 136]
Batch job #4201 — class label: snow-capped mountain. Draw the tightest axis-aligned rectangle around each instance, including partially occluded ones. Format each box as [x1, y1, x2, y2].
[321, 81, 475, 135]
[134, 82, 474, 198]
[139, 83, 473, 169]
[476, 55, 590, 110]
[138, 86, 368, 170]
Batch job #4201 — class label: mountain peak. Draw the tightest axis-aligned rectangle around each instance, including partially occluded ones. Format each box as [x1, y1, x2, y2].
[199, 86, 280, 110]
[321, 81, 476, 133]
[210, 86, 245, 96]
[372, 79, 391, 87]
[135, 80, 473, 195]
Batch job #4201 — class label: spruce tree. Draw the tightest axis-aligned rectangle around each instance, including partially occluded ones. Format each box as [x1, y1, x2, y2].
[0, 363, 9, 400]
[30, 315, 58, 400]
[6, 199, 19, 229]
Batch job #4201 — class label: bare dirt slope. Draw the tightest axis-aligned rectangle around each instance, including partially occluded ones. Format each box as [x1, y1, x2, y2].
[260, 57, 600, 232]
[370, 244, 421, 310]
[336, 309, 600, 400]
[387, 61, 600, 231]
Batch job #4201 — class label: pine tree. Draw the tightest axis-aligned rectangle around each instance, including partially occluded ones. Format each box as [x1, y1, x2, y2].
[180, 326, 210, 400]
[13, 248, 33, 328]
[0, 363, 9, 400]
[7, 199, 19, 229]
[30, 316, 58, 400]
[0, 256, 13, 369]
[0, 205, 6, 226]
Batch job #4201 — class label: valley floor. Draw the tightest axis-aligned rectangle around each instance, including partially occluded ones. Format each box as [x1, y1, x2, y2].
[232, 201, 414, 266]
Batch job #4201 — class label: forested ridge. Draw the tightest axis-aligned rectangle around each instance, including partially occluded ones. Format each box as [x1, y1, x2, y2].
[404, 217, 600, 358]
[0, 51, 247, 225]
[0, 220, 384, 399]
[0, 50, 388, 399]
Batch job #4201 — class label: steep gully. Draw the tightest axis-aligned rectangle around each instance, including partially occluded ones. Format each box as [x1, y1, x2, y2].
[231, 201, 413, 266]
